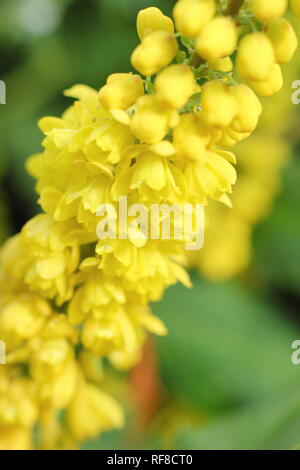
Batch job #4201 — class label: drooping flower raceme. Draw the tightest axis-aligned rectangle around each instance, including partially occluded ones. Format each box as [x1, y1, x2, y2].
[0, 0, 299, 450]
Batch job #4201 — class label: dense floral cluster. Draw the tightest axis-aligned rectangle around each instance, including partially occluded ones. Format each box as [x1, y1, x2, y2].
[0, 0, 299, 449]
[191, 9, 300, 280]
[190, 133, 289, 279]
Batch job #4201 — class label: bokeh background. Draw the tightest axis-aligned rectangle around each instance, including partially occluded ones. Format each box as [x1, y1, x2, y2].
[1, 0, 300, 450]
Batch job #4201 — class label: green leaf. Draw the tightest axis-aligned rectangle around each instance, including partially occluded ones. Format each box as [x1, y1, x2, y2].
[253, 157, 300, 294]
[154, 274, 300, 412]
[176, 390, 300, 450]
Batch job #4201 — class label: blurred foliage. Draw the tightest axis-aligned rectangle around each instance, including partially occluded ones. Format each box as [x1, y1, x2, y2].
[253, 157, 300, 295]
[1, 0, 300, 450]
[155, 276, 300, 411]
[154, 276, 300, 450]
[0, 0, 173, 227]
[177, 390, 300, 450]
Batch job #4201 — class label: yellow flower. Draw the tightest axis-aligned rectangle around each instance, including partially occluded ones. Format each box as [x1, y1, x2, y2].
[137, 7, 174, 40]
[267, 18, 298, 64]
[68, 269, 126, 325]
[131, 31, 178, 77]
[217, 85, 264, 146]
[200, 80, 238, 129]
[47, 170, 112, 233]
[218, 127, 251, 147]
[111, 144, 186, 204]
[173, 0, 216, 37]
[29, 338, 79, 408]
[191, 207, 251, 281]
[99, 73, 144, 110]
[207, 56, 233, 72]
[237, 32, 275, 82]
[78, 350, 104, 385]
[252, 0, 288, 22]
[66, 256, 169, 365]
[27, 85, 133, 191]
[229, 85, 262, 134]
[184, 148, 237, 202]
[38, 409, 77, 450]
[0, 372, 37, 428]
[66, 381, 124, 442]
[0, 427, 33, 451]
[0, 290, 51, 352]
[195, 16, 238, 61]
[80, 304, 141, 366]
[98, 242, 191, 300]
[173, 114, 211, 164]
[155, 64, 197, 109]
[249, 64, 283, 96]
[81, 301, 167, 368]
[192, 131, 289, 281]
[0, 368, 38, 450]
[130, 94, 179, 144]
[0, 216, 80, 305]
[234, 135, 288, 223]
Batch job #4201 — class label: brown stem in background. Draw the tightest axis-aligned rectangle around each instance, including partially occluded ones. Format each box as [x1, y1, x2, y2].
[225, 0, 244, 16]
[130, 336, 162, 429]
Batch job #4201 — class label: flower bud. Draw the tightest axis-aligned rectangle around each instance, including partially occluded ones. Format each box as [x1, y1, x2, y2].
[196, 16, 238, 61]
[267, 18, 298, 64]
[99, 73, 144, 110]
[137, 7, 174, 40]
[200, 80, 238, 129]
[207, 57, 233, 72]
[131, 31, 178, 76]
[173, 114, 211, 164]
[249, 64, 283, 96]
[237, 32, 275, 82]
[130, 95, 179, 144]
[173, 0, 216, 38]
[155, 64, 196, 109]
[252, 0, 288, 22]
[230, 85, 262, 133]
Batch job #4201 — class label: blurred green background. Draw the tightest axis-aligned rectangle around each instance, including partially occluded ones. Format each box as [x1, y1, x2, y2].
[1, 0, 300, 450]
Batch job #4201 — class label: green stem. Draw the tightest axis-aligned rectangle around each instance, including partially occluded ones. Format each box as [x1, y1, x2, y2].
[225, 0, 244, 16]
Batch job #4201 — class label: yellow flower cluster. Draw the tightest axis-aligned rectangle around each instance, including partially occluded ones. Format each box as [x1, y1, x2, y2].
[190, 8, 300, 281]
[190, 135, 289, 280]
[0, 1, 299, 449]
